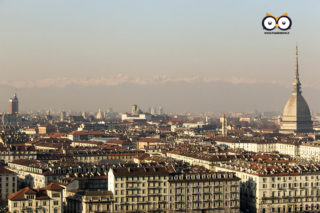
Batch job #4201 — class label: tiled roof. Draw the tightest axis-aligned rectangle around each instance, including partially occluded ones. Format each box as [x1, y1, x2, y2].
[44, 183, 63, 191]
[8, 187, 37, 201]
[8, 183, 62, 201]
[139, 138, 161, 143]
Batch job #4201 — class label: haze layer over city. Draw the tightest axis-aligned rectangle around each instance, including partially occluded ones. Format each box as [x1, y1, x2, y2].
[1, 0, 320, 113]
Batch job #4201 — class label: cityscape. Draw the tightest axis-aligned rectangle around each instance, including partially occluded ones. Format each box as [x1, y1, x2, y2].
[0, 47, 319, 213]
[2, 1, 320, 213]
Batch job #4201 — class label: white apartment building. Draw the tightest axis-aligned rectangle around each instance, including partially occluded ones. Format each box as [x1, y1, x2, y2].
[215, 140, 277, 153]
[8, 160, 62, 188]
[121, 113, 151, 122]
[299, 143, 320, 161]
[167, 151, 212, 170]
[215, 139, 301, 159]
[216, 161, 320, 213]
[275, 142, 299, 157]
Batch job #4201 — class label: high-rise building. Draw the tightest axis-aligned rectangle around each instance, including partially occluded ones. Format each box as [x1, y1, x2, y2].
[280, 46, 313, 134]
[60, 111, 66, 122]
[150, 106, 156, 115]
[158, 106, 164, 115]
[82, 112, 87, 119]
[9, 93, 19, 115]
[131, 104, 139, 115]
[96, 108, 103, 120]
[221, 114, 228, 136]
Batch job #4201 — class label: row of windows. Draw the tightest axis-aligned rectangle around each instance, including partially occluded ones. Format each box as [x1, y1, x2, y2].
[263, 204, 320, 213]
[116, 176, 167, 181]
[115, 182, 166, 188]
[264, 175, 320, 182]
[88, 203, 111, 211]
[0, 182, 15, 189]
[115, 196, 166, 203]
[13, 200, 58, 208]
[261, 197, 320, 204]
[262, 182, 320, 188]
[0, 176, 15, 181]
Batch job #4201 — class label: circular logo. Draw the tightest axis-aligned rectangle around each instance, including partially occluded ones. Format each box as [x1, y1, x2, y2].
[262, 16, 277, 31]
[278, 16, 292, 30]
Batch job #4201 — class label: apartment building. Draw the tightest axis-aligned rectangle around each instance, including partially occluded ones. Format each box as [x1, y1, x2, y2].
[108, 165, 240, 212]
[215, 138, 301, 159]
[215, 154, 320, 213]
[66, 190, 113, 213]
[8, 183, 63, 213]
[215, 139, 277, 153]
[68, 131, 104, 141]
[108, 166, 171, 212]
[299, 142, 320, 161]
[7, 159, 111, 188]
[8, 159, 63, 188]
[168, 172, 240, 213]
[0, 167, 17, 201]
[166, 150, 235, 170]
[0, 150, 37, 164]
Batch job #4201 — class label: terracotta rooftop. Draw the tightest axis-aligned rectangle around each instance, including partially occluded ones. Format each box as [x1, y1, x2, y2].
[44, 183, 63, 191]
[139, 137, 161, 143]
[8, 183, 63, 201]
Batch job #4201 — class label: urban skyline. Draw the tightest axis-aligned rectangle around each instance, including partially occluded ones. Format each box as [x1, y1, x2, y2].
[1, 47, 318, 115]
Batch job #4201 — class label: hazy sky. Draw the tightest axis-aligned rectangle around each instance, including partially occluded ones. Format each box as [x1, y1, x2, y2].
[1, 0, 320, 113]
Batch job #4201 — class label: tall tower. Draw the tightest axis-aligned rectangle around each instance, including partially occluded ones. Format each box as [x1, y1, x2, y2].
[280, 46, 313, 134]
[60, 111, 66, 122]
[158, 106, 164, 115]
[96, 108, 103, 120]
[9, 93, 19, 115]
[221, 114, 228, 136]
[131, 104, 139, 115]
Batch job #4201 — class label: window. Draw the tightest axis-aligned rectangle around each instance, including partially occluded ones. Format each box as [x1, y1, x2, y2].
[54, 201, 59, 205]
[52, 193, 60, 198]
